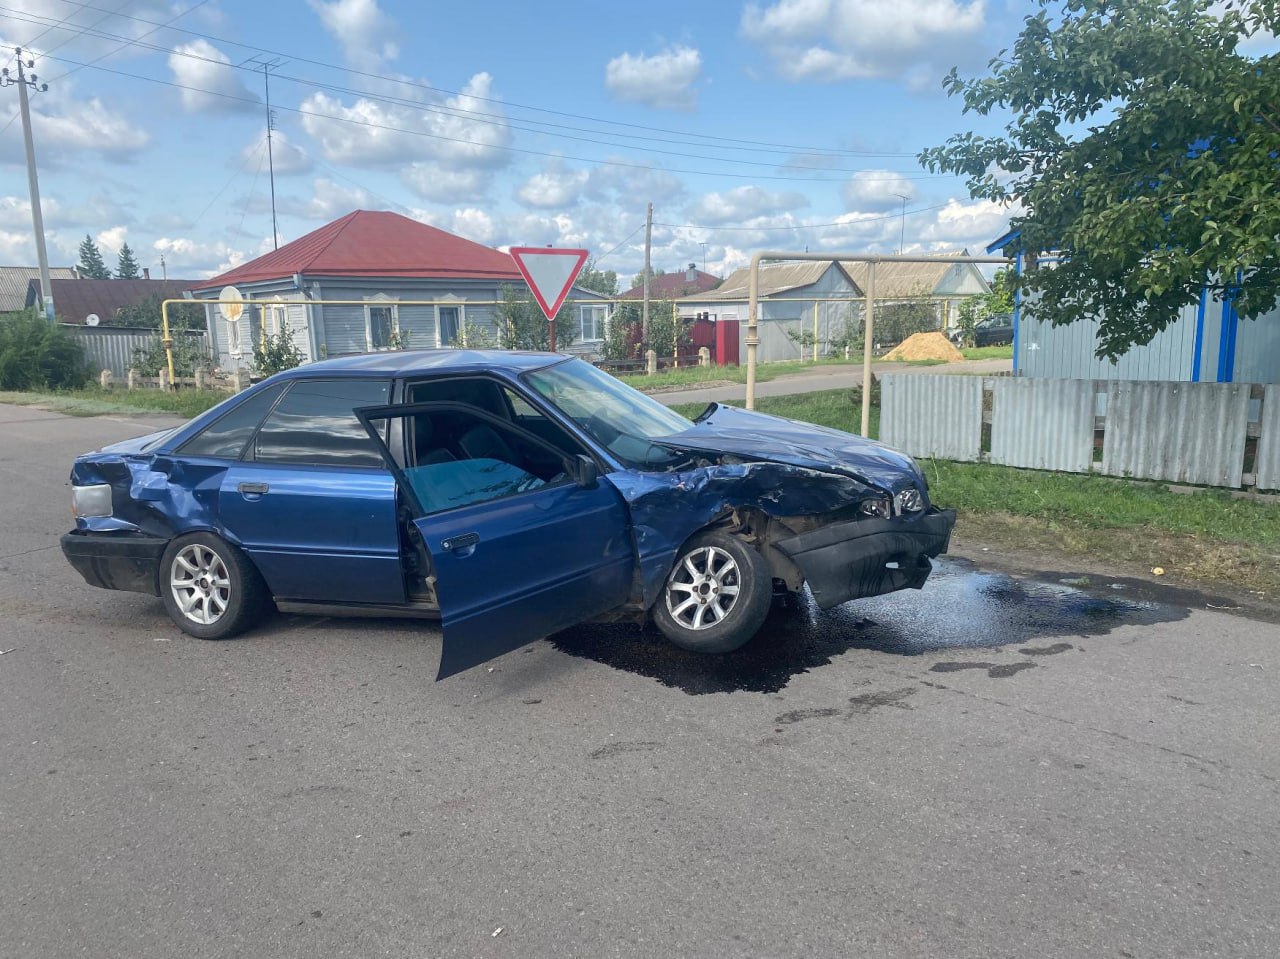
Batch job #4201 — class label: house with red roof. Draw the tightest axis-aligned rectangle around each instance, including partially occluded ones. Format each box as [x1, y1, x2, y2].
[618, 263, 720, 300]
[188, 210, 608, 368]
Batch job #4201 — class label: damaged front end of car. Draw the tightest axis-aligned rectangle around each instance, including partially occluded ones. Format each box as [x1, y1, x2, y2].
[602, 402, 956, 611]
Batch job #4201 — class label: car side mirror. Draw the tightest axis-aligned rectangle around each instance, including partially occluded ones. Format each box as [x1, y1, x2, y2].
[571, 454, 599, 489]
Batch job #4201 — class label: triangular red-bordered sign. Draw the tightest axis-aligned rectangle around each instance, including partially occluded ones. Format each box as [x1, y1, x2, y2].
[509, 247, 589, 320]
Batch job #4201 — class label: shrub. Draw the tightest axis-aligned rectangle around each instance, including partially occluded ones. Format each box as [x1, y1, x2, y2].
[0, 310, 88, 390]
[131, 331, 212, 377]
[253, 320, 304, 375]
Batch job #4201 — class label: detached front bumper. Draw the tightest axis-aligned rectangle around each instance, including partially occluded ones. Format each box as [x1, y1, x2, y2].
[775, 507, 956, 609]
[61, 531, 166, 596]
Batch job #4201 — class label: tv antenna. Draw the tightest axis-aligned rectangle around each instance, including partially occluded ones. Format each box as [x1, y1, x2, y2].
[242, 55, 288, 250]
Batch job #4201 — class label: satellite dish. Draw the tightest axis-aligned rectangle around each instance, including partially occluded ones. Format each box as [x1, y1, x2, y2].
[85, 313, 100, 327]
[218, 285, 245, 323]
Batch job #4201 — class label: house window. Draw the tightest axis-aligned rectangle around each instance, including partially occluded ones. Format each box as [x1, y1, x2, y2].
[266, 304, 287, 337]
[438, 305, 461, 347]
[365, 297, 399, 351]
[580, 304, 608, 341]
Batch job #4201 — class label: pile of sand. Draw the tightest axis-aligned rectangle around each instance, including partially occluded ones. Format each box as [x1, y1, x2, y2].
[882, 331, 964, 362]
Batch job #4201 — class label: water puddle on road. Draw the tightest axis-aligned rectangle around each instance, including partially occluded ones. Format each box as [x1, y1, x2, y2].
[550, 558, 1192, 695]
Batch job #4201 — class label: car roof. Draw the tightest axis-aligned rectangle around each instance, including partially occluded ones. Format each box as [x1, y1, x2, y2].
[275, 349, 564, 379]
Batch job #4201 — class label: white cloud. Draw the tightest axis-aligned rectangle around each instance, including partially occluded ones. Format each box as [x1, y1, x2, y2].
[688, 186, 809, 224]
[401, 165, 492, 203]
[239, 129, 313, 175]
[605, 46, 703, 111]
[740, 0, 986, 82]
[10, 1, 218, 61]
[843, 171, 917, 210]
[168, 40, 260, 112]
[0, 42, 151, 165]
[517, 168, 591, 208]
[915, 197, 1010, 249]
[448, 208, 497, 245]
[0, 229, 33, 263]
[308, 0, 400, 64]
[96, 225, 128, 256]
[287, 178, 376, 220]
[301, 72, 512, 173]
[153, 236, 248, 278]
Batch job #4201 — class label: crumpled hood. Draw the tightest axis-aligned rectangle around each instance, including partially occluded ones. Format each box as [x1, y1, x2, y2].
[661, 403, 922, 492]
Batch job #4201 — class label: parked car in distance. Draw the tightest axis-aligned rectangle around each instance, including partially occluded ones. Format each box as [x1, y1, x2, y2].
[954, 312, 1015, 347]
[62, 351, 955, 679]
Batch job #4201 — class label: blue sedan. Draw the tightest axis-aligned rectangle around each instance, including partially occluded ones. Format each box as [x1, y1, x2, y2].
[62, 351, 955, 678]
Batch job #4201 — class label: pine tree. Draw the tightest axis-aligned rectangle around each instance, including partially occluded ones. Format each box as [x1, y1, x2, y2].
[115, 242, 140, 280]
[76, 235, 111, 279]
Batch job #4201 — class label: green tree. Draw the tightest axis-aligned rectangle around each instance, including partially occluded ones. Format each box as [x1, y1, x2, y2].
[498, 285, 576, 351]
[113, 294, 206, 330]
[576, 257, 618, 296]
[76, 235, 111, 279]
[920, 0, 1280, 359]
[115, 242, 140, 279]
[630, 266, 665, 291]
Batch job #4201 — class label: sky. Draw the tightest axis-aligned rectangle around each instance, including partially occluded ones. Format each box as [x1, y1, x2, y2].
[0, 0, 1156, 287]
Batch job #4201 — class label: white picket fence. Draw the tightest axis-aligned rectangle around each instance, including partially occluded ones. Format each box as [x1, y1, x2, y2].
[881, 374, 1277, 492]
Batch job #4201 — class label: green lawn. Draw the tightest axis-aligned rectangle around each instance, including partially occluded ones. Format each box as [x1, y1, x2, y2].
[618, 356, 851, 392]
[961, 344, 1014, 360]
[0, 388, 229, 420]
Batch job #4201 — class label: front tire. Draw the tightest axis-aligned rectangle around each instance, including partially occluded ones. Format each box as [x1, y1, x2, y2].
[159, 532, 269, 640]
[653, 531, 773, 654]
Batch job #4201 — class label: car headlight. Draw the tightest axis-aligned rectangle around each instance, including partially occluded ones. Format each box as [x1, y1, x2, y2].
[72, 483, 113, 518]
[895, 488, 924, 514]
[858, 497, 891, 519]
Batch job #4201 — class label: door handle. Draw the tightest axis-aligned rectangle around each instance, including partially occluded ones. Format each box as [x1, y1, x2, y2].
[441, 532, 480, 552]
[238, 482, 269, 495]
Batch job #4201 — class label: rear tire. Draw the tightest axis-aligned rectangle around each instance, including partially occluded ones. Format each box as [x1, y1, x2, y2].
[159, 532, 270, 640]
[653, 531, 773, 654]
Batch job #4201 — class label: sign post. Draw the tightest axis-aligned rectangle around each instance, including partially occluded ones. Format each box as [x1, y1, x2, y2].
[509, 247, 588, 352]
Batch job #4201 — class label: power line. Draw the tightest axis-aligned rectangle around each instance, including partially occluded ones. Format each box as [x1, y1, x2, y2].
[655, 203, 951, 232]
[17, 0, 918, 159]
[9, 0, 118, 51]
[44, 0, 210, 82]
[31, 0, 136, 58]
[31, 51, 953, 183]
[0, 8, 929, 174]
[594, 223, 647, 265]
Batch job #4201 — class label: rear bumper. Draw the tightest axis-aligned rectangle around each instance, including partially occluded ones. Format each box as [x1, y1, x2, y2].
[775, 507, 956, 609]
[61, 531, 166, 596]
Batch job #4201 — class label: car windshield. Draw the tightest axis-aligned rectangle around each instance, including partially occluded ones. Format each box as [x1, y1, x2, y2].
[524, 358, 695, 467]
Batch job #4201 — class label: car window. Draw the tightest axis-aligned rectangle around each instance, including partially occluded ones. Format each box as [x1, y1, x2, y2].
[177, 383, 286, 459]
[252, 378, 390, 468]
[402, 458, 548, 515]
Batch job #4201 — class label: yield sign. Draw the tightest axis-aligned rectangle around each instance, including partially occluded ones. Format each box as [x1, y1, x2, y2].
[509, 247, 589, 320]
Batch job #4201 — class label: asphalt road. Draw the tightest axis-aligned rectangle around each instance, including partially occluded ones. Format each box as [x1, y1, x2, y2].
[2, 403, 1278, 959]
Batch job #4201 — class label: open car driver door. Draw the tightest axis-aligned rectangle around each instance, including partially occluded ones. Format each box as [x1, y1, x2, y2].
[356, 402, 636, 679]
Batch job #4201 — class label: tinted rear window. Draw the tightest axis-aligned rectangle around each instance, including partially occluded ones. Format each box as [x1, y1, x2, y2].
[177, 384, 285, 459]
[252, 378, 390, 468]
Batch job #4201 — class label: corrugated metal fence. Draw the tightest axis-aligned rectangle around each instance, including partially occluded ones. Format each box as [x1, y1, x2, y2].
[65, 325, 210, 378]
[881, 374, 1276, 492]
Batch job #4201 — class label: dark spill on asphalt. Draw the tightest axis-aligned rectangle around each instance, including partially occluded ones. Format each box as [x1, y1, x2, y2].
[550, 557, 1191, 695]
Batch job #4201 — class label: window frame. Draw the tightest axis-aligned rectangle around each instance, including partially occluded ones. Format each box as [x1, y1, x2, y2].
[364, 294, 399, 352]
[436, 296, 465, 348]
[579, 303, 608, 342]
[356, 400, 580, 519]
[246, 376, 394, 469]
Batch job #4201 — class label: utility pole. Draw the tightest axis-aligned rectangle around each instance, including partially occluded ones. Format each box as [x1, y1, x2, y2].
[2, 49, 54, 323]
[244, 56, 287, 250]
[160, 253, 167, 281]
[893, 192, 909, 254]
[641, 202, 653, 345]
